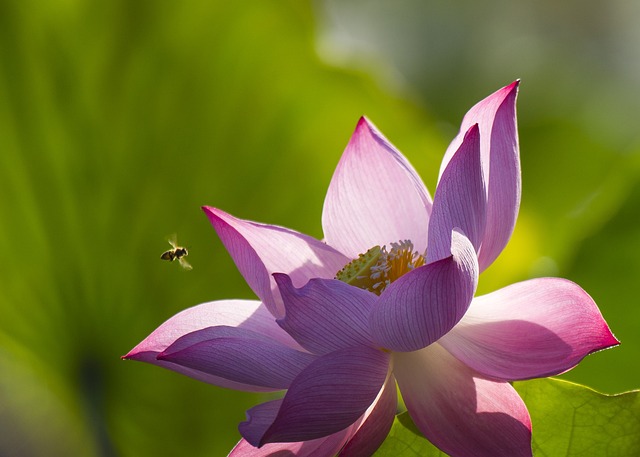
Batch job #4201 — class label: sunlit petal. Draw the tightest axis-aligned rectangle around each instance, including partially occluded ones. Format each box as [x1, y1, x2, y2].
[439, 278, 619, 380]
[427, 124, 486, 263]
[158, 326, 316, 389]
[394, 344, 532, 457]
[203, 206, 349, 317]
[124, 300, 299, 392]
[440, 81, 521, 271]
[323, 117, 432, 258]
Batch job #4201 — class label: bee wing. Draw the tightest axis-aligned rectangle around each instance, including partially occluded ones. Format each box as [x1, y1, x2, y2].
[167, 233, 178, 249]
[178, 257, 193, 271]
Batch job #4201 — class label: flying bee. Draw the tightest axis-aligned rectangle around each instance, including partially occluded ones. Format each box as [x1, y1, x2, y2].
[160, 234, 192, 270]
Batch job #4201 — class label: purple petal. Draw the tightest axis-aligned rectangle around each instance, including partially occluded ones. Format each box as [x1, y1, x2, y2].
[370, 231, 478, 352]
[322, 117, 432, 258]
[229, 375, 397, 456]
[228, 431, 353, 457]
[240, 346, 390, 447]
[203, 207, 349, 318]
[440, 81, 521, 271]
[158, 326, 317, 390]
[394, 344, 532, 457]
[427, 124, 486, 264]
[274, 274, 377, 355]
[339, 375, 397, 457]
[240, 400, 284, 448]
[439, 277, 619, 381]
[123, 300, 301, 392]
[230, 416, 360, 457]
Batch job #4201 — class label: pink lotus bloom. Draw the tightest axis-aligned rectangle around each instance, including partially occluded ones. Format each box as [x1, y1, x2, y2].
[125, 82, 618, 457]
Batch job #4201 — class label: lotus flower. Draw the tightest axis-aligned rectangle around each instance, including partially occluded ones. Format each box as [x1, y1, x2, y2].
[125, 82, 618, 457]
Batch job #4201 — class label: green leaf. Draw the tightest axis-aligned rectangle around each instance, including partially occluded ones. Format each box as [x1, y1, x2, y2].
[374, 378, 640, 457]
[373, 411, 447, 457]
[515, 378, 640, 457]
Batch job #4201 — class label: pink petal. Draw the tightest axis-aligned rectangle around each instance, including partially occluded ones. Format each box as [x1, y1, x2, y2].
[439, 277, 619, 381]
[440, 81, 521, 271]
[203, 207, 350, 318]
[240, 347, 390, 447]
[338, 375, 397, 457]
[394, 343, 532, 457]
[370, 230, 478, 352]
[427, 124, 486, 264]
[274, 274, 377, 355]
[322, 117, 432, 259]
[158, 326, 317, 390]
[123, 300, 300, 392]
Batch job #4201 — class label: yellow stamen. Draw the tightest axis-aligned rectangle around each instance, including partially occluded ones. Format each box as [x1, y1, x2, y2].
[335, 246, 382, 290]
[335, 240, 425, 295]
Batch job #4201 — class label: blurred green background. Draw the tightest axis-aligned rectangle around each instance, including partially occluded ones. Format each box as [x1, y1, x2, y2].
[0, 0, 637, 455]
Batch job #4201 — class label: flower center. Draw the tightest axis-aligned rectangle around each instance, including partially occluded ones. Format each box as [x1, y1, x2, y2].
[335, 240, 425, 295]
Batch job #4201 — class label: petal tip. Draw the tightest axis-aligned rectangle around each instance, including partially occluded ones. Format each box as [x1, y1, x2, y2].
[352, 115, 389, 144]
[202, 205, 222, 225]
[356, 115, 370, 128]
[463, 123, 480, 141]
[238, 422, 262, 448]
[271, 271, 289, 283]
[202, 205, 225, 219]
[272, 272, 296, 295]
[202, 206, 245, 237]
[599, 328, 621, 351]
[502, 80, 520, 102]
[485, 80, 520, 107]
[122, 346, 144, 361]
[353, 116, 379, 140]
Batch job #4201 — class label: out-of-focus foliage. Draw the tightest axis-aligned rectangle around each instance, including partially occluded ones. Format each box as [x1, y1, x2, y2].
[319, 0, 640, 394]
[0, 1, 441, 456]
[374, 379, 640, 457]
[1, 0, 637, 456]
